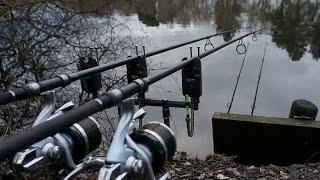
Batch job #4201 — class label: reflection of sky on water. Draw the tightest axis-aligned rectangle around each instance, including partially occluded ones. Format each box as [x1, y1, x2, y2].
[119, 14, 320, 159]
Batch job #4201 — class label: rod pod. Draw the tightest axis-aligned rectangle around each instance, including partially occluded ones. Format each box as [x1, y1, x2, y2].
[0, 29, 264, 159]
[0, 29, 240, 105]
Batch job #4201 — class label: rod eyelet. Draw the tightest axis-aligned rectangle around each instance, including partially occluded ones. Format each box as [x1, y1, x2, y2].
[236, 39, 247, 54]
[252, 33, 258, 41]
[204, 38, 214, 52]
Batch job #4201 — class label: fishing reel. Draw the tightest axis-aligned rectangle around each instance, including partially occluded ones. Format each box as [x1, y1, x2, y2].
[97, 99, 176, 180]
[13, 91, 102, 170]
[59, 99, 176, 180]
[13, 91, 175, 180]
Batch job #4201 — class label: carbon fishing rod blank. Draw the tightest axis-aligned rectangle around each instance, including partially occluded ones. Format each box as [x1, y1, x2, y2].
[77, 57, 102, 97]
[13, 107, 102, 169]
[0, 29, 241, 106]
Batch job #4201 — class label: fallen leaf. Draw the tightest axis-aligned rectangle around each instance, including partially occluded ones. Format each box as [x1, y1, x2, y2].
[217, 174, 229, 180]
[196, 173, 206, 179]
[183, 161, 191, 166]
[226, 167, 241, 176]
[280, 171, 289, 179]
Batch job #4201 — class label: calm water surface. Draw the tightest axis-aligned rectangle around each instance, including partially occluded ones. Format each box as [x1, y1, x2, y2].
[107, 0, 320, 158]
[2, 0, 320, 159]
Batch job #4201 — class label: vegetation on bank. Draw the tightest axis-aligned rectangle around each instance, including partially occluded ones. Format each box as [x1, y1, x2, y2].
[1, 152, 320, 179]
[167, 152, 320, 180]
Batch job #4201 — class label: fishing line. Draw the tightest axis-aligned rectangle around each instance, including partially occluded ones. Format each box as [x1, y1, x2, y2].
[227, 43, 250, 114]
[251, 42, 268, 116]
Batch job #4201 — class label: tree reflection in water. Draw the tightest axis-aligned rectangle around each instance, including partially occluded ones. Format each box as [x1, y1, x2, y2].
[214, 0, 242, 41]
[271, 0, 313, 61]
[109, 0, 320, 61]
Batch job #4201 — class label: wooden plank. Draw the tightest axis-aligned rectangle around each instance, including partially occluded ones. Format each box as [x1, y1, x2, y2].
[212, 112, 320, 165]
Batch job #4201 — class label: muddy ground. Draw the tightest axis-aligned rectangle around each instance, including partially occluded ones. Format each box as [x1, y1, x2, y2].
[2, 152, 320, 179]
[167, 152, 320, 180]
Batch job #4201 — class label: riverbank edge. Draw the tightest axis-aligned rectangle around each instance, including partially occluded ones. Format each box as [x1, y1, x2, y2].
[2, 151, 320, 179]
[166, 152, 320, 179]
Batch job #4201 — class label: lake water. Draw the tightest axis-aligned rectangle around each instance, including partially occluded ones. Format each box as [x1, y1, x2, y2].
[1, 0, 320, 159]
[107, 0, 320, 159]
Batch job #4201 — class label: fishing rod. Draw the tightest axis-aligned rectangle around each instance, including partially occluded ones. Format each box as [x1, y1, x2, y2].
[251, 42, 268, 115]
[0, 29, 239, 105]
[227, 43, 250, 114]
[0, 28, 263, 159]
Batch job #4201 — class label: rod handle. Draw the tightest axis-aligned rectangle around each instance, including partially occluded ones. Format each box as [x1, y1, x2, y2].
[0, 88, 30, 105]
[0, 91, 14, 105]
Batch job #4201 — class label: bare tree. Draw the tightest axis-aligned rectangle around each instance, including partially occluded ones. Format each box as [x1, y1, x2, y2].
[0, 1, 138, 137]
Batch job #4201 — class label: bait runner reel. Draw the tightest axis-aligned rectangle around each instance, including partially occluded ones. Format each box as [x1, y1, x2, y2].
[13, 91, 102, 170]
[98, 100, 176, 180]
[13, 92, 176, 180]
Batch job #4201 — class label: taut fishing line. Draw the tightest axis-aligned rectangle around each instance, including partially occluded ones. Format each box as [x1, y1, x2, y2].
[251, 42, 268, 115]
[227, 43, 250, 113]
